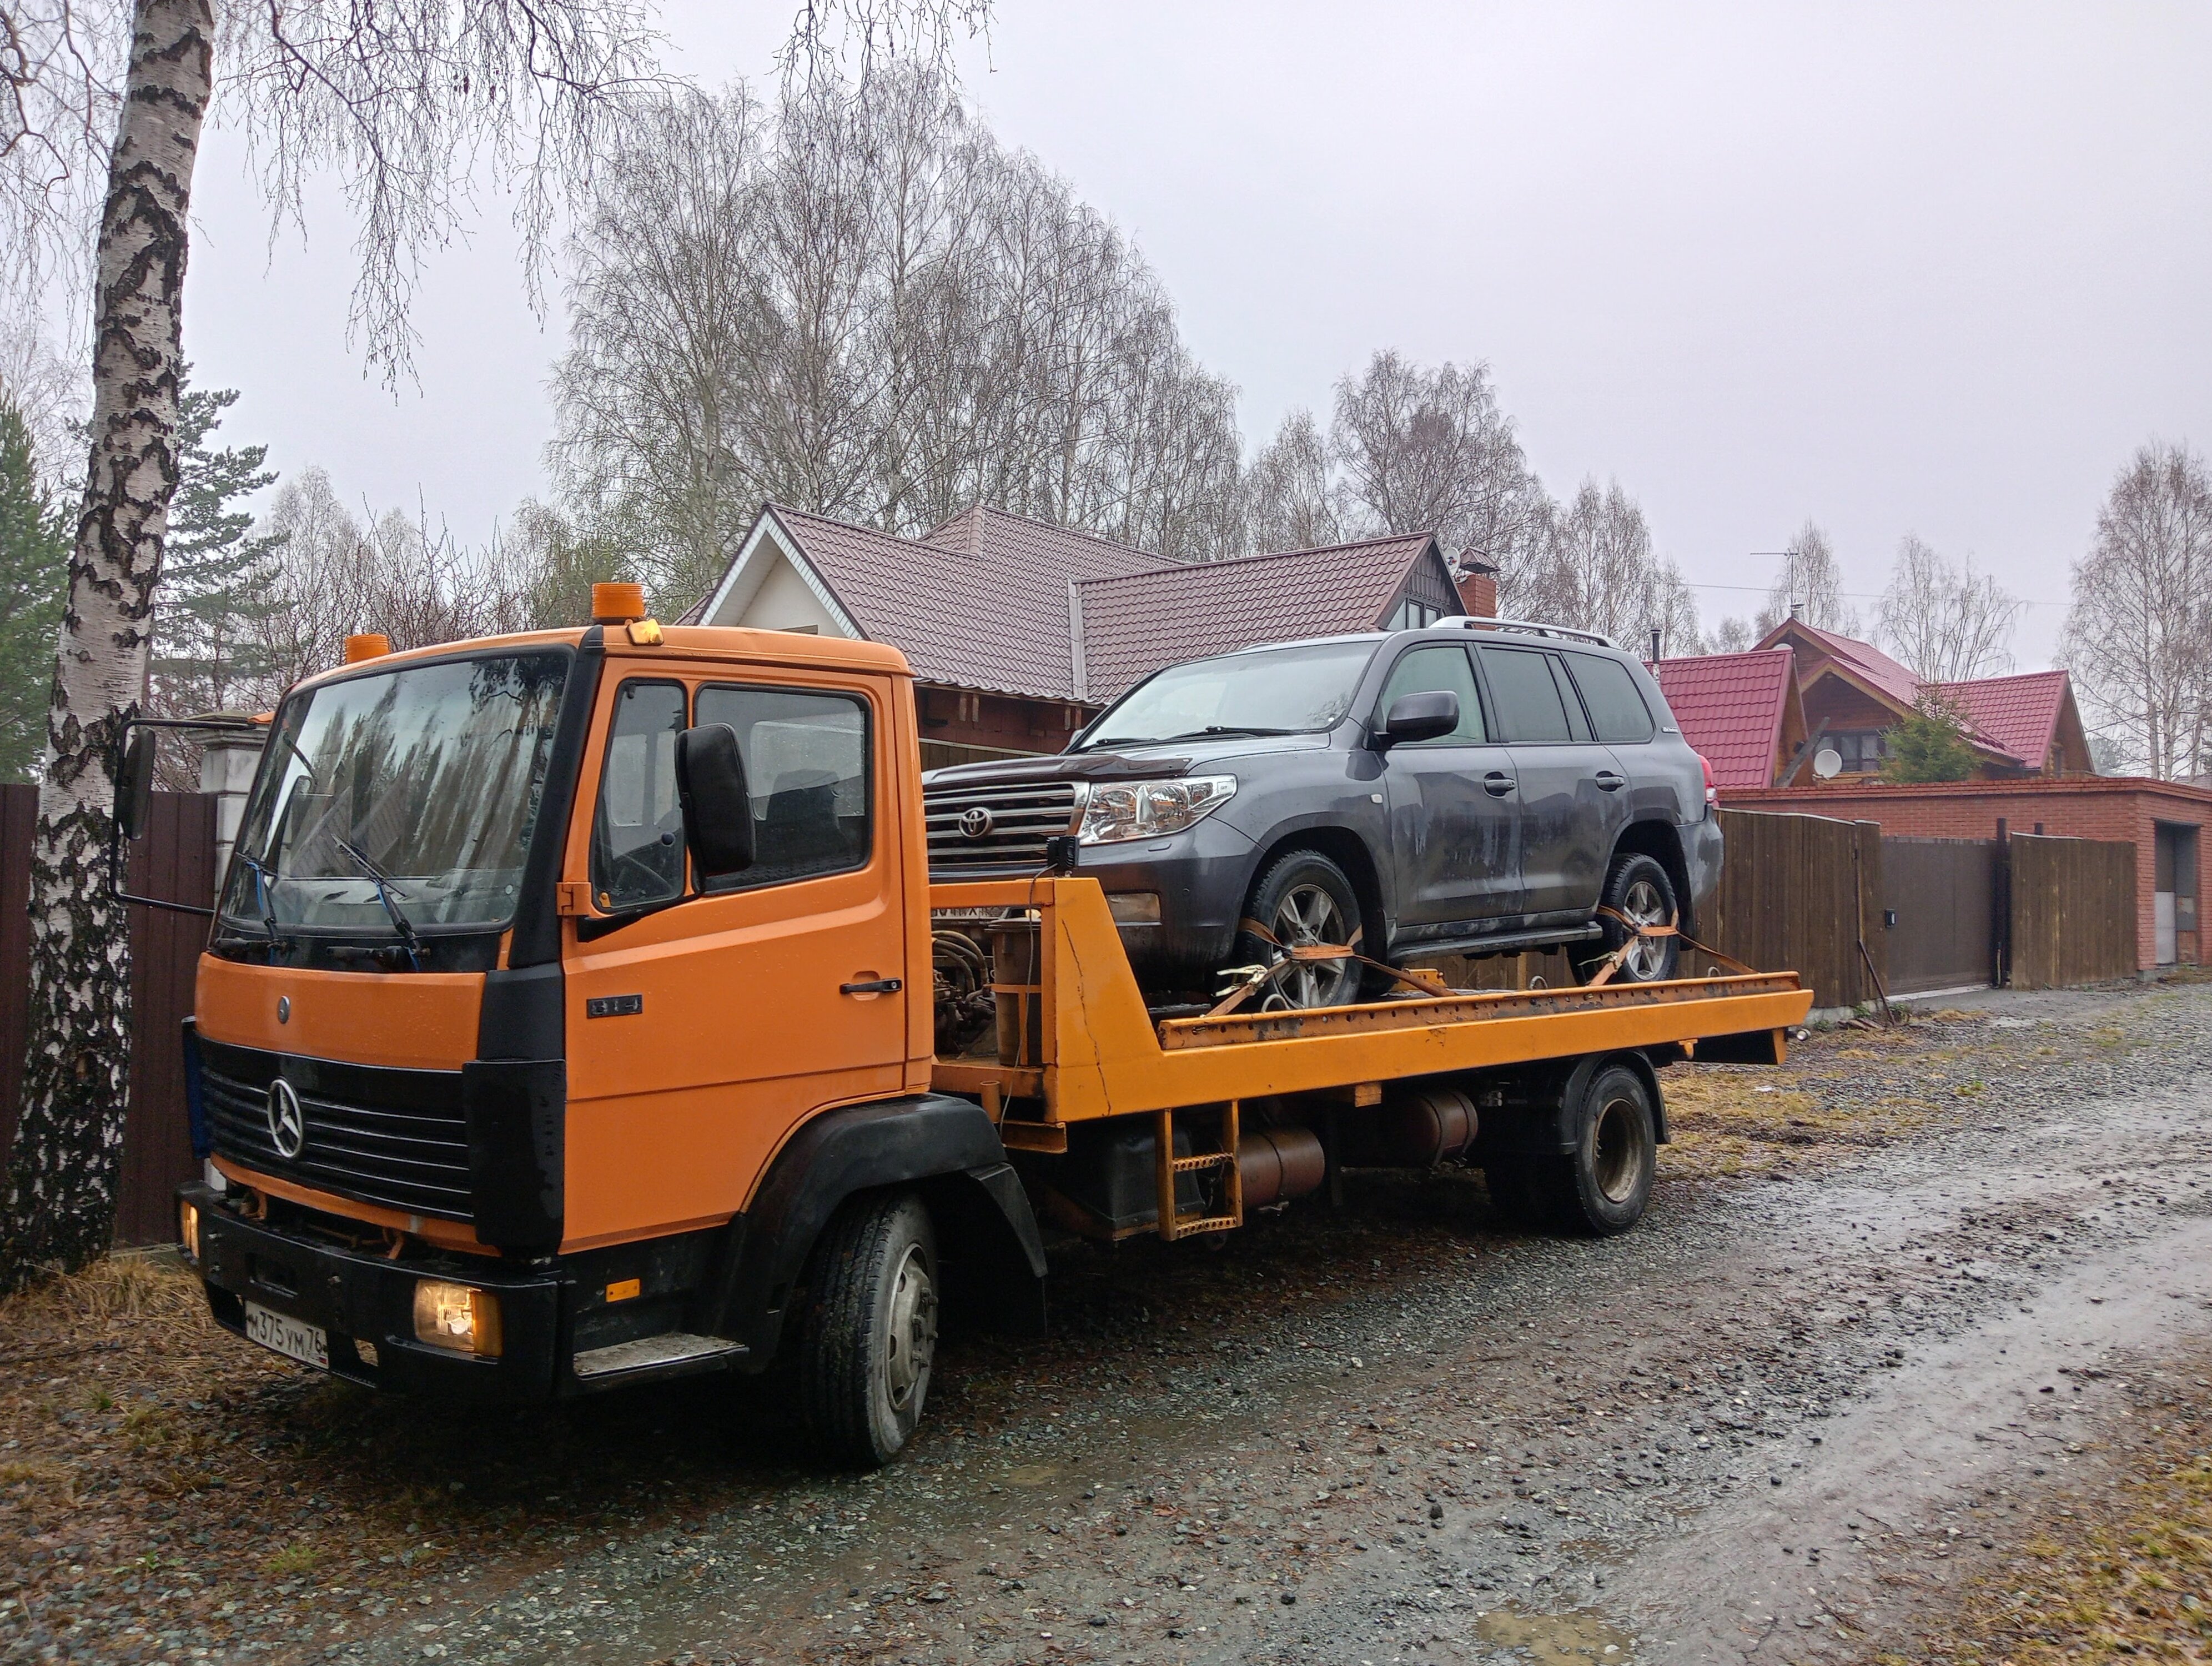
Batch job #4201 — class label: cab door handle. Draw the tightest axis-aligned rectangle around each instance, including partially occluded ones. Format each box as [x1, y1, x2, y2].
[841, 977, 903, 995]
[1482, 771, 1515, 797]
[1594, 771, 1625, 791]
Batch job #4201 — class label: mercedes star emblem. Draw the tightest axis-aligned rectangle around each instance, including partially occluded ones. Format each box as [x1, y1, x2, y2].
[266, 1078, 306, 1160]
[958, 806, 994, 839]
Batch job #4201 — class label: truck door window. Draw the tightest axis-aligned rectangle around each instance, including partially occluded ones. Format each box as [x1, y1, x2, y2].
[592, 680, 688, 911]
[1477, 646, 1575, 742]
[1376, 645, 1487, 743]
[695, 685, 872, 891]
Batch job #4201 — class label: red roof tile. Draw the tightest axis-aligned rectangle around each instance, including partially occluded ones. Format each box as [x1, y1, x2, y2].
[1767, 621, 1922, 707]
[1074, 533, 1442, 699]
[1653, 650, 1796, 789]
[1931, 670, 2070, 769]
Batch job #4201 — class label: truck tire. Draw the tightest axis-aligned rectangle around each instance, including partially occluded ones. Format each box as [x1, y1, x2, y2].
[1235, 849, 1366, 1010]
[1573, 853, 1680, 984]
[795, 1190, 940, 1468]
[1551, 1061, 1658, 1236]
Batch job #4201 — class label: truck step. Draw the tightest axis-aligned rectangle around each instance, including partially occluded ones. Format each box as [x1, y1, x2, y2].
[573, 1333, 747, 1381]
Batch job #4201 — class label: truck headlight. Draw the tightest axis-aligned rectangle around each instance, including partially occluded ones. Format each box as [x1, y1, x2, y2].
[178, 1200, 199, 1263]
[413, 1280, 504, 1357]
[1079, 776, 1236, 845]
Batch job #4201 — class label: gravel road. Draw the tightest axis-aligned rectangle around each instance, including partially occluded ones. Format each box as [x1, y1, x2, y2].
[10, 976, 2212, 1665]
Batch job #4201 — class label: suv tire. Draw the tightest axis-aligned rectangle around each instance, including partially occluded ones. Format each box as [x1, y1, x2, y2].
[1235, 849, 1365, 1010]
[1574, 852, 1680, 984]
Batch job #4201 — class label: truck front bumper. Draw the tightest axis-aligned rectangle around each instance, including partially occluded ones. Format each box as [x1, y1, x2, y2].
[184, 1183, 564, 1403]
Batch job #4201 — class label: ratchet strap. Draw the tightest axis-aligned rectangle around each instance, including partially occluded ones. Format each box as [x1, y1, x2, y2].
[1585, 905, 1759, 986]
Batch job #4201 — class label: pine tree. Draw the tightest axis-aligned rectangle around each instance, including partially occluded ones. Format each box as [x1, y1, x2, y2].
[0, 405, 70, 785]
[152, 378, 286, 714]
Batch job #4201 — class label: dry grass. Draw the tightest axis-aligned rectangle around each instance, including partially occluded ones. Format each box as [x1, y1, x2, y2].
[1878, 1386, 2212, 1664]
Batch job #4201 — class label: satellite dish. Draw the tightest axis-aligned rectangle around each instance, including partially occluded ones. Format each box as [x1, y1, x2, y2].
[1812, 746, 1844, 780]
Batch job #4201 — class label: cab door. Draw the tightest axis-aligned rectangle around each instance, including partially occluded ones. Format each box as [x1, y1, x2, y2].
[561, 668, 908, 1250]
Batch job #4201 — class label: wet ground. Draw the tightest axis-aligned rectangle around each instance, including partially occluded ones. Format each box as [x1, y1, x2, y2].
[8, 976, 2212, 1664]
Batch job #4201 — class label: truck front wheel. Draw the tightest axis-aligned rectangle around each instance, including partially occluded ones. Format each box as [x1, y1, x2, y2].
[796, 1191, 940, 1467]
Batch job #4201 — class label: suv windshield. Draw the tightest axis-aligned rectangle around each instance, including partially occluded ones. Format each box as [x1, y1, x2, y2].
[220, 652, 570, 941]
[1079, 639, 1378, 750]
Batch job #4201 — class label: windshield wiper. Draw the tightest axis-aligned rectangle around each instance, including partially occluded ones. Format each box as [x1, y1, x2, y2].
[230, 851, 288, 951]
[1163, 725, 1299, 741]
[333, 838, 423, 971]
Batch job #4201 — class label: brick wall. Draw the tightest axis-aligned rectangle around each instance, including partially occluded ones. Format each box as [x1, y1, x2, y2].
[1721, 778, 2212, 970]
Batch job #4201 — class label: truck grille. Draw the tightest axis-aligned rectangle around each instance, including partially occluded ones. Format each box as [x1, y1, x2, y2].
[923, 780, 1084, 876]
[200, 1040, 474, 1222]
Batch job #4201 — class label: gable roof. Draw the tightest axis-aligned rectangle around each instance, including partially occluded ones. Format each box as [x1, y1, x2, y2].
[688, 503, 1174, 701]
[1653, 649, 1804, 789]
[1757, 619, 1922, 707]
[1073, 533, 1446, 699]
[1932, 670, 2073, 769]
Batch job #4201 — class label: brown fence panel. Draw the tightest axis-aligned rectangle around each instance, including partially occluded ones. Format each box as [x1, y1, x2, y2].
[2010, 833, 2137, 989]
[1881, 837, 2000, 994]
[1696, 807, 1879, 1009]
[0, 787, 214, 1248]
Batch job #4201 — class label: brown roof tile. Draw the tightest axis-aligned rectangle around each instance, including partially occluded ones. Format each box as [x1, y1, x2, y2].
[1075, 533, 1442, 699]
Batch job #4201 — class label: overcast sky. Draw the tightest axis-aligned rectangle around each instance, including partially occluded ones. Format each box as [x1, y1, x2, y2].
[179, 1, 2212, 669]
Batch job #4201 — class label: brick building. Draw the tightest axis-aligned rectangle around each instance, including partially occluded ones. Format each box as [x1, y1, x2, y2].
[1723, 777, 2210, 970]
[680, 501, 1470, 768]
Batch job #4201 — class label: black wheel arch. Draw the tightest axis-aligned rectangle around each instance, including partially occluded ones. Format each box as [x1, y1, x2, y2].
[1471, 1050, 1671, 1160]
[1244, 826, 1392, 955]
[697, 1094, 1047, 1369]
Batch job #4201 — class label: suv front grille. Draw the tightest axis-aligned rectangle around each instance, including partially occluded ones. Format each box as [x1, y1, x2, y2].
[923, 780, 1083, 876]
[200, 1040, 473, 1221]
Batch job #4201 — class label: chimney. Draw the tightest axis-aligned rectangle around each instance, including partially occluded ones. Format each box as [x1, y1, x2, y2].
[1455, 554, 1499, 618]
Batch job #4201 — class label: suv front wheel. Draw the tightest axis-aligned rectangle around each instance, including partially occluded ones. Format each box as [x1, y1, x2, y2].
[1573, 852, 1680, 985]
[1235, 849, 1365, 1010]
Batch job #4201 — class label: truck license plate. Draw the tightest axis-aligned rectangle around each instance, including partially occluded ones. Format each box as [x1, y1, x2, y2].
[244, 1302, 329, 1369]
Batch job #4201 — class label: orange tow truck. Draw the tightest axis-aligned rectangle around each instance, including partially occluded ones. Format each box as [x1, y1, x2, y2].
[135, 586, 1810, 1466]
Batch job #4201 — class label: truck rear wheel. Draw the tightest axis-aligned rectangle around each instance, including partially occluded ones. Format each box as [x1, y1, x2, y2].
[1554, 1062, 1657, 1236]
[796, 1191, 940, 1468]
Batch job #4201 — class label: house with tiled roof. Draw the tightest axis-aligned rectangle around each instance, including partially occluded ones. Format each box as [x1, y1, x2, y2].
[682, 502, 1467, 766]
[1752, 619, 2094, 780]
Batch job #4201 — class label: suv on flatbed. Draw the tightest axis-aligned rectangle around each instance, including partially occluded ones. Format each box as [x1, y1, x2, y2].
[922, 619, 1720, 1006]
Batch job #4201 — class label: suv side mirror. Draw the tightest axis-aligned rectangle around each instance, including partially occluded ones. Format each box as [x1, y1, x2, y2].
[1378, 690, 1459, 750]
[116, 729, 156, 841]
[674, 723, 755, 879]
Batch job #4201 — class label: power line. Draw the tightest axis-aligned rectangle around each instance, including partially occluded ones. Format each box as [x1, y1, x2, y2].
[1678, 579, 2069, 609]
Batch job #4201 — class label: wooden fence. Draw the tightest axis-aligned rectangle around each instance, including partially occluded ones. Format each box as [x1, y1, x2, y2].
[0, 786, 214, 1247]
[2009, 833, 2138, 990]
[1695, 808, 1886, 1009]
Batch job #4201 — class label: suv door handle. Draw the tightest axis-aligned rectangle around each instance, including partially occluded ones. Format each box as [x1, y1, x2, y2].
[1482, 771, 1515, 797]
[1594, 771, 1625, 791]
[841, 978, 903, 995]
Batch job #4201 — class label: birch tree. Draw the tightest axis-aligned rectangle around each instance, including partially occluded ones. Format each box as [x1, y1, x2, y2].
[2062, 442, 2212, 780]
[1875, 534, 2022, 683]
[0, 0, 982, 1285]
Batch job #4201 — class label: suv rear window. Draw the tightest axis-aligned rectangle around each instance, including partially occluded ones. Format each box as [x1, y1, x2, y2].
[1565, 653, 1656, 744]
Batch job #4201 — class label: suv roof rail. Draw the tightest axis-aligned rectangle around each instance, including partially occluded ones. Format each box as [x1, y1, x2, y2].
[1430, 616, 1618, 649]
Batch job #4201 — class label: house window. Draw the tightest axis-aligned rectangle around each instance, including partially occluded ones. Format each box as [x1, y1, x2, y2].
[1385, 598, 1441, 631]
[1834, 731, 1887, 772]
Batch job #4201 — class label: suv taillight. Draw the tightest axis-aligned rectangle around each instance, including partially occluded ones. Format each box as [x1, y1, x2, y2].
[1698, 753, 1717, 814]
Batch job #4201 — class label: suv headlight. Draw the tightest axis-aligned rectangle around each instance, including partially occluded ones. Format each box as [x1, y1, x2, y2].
[1079, 776, 1237, 845]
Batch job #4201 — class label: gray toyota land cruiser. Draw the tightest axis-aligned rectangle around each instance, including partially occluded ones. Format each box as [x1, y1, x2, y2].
[922, 618, 1721, 1008]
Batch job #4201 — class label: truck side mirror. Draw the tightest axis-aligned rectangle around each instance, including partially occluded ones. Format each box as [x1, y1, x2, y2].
[1378, 690, 1459, 749]
[674, 723, 755, 879]
[116, 729, 156, 841]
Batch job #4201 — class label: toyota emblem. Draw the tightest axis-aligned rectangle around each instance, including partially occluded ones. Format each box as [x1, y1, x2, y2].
[266, 1078, 306, 1160]
[958, 806, 995, 839]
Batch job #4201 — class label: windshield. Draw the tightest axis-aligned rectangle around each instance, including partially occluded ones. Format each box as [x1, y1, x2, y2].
[220, 652, 570, 940]
[1079, 639, 1379, 750]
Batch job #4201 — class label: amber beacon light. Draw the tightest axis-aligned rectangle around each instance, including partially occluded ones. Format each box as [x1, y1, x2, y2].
[591, 582, 647, 625]
[343, 633, 392, 664]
